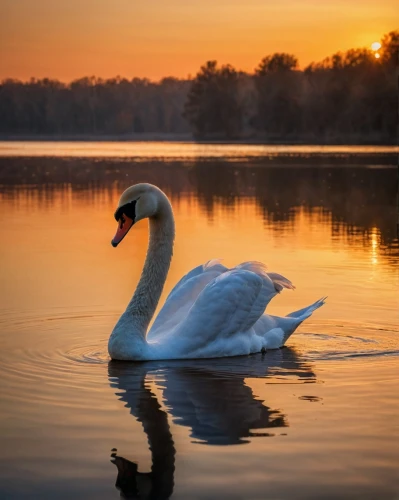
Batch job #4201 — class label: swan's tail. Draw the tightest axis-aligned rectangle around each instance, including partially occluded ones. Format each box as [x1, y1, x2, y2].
[277, 297, 327, 346]
[287, 296, 327, 321]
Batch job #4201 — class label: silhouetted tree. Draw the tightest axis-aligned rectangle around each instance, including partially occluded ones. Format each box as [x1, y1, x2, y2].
[183, 61, 243, 139]
[256, 53, 298, 74]
[253, 53, 301, 137]
[380, 30, 399, 67]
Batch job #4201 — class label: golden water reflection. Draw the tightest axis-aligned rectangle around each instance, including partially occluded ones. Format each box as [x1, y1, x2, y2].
[0, 164, 397, 330]
[0, 158, 398, 499]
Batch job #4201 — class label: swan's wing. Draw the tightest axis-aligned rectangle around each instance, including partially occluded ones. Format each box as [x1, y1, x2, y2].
[170, 269, 266, 356]
[148, 259, 228, 340]
[149, 260, 295, 343]
[235, 262, 295, 294]
[235, 262, 295, 332]
[167, 259, 227, 298]
[265, 272, 296, 292]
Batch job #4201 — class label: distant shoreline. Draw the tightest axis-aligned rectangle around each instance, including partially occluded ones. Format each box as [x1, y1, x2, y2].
[0, 134, 396, 147]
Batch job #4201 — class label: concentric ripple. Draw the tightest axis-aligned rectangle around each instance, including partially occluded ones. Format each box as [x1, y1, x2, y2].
[63, 344, 109, 364]
[0, 310, 396, 407]
[0, 308, 115, 412]
[1, 312, 397, 385]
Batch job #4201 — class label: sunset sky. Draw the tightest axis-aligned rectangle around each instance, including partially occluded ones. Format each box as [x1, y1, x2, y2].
[0, 0, 397, 81]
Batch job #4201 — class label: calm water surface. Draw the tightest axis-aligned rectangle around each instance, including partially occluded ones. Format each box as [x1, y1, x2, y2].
[0, 144, 398, 499]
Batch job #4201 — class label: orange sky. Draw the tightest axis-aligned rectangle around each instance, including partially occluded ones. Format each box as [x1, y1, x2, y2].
[0, 0, 397, 81]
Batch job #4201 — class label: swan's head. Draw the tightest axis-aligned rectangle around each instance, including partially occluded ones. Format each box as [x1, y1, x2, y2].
[111, 183, 161, 247]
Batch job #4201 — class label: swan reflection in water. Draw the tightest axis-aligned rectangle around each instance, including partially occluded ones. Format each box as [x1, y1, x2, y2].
[108, 348, 315, 499]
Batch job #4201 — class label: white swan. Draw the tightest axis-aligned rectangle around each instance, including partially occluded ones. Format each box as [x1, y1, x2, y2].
[108, 183, 326, 361]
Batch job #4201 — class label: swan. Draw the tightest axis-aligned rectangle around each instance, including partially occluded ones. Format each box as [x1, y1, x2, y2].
[108, 183, 326, 361]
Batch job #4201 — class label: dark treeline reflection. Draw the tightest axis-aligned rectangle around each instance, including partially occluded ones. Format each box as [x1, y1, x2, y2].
[108, 349, 313, 498]
[0, 157, 397, 259]
[1, 31, 397, 143]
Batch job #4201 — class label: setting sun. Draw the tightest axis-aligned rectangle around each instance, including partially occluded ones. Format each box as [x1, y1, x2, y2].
[371, 42, 382, 51]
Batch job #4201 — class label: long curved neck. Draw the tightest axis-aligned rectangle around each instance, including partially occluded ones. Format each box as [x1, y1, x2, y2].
[125, 195, 175, 336]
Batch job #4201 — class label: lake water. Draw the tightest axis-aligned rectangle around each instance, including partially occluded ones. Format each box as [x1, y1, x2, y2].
[0, 143, 398, 499]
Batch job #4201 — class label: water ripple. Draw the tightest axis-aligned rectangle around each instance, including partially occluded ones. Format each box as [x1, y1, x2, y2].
[294, 320, 399, 361]
[0, 312, 397, 406]
[63, 345, 109, 364]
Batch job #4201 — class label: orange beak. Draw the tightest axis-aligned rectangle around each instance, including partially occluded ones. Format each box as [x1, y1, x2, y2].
[111, 215, 134, 247]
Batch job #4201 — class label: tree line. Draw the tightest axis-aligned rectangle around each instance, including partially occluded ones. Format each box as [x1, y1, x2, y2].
[0, 31, 397, 143]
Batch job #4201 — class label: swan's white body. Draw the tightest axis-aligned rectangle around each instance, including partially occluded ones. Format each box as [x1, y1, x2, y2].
[108, 184, 326, 361]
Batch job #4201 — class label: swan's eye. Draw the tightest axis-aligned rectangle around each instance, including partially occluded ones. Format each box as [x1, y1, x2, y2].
[119, 215, 126, 228]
